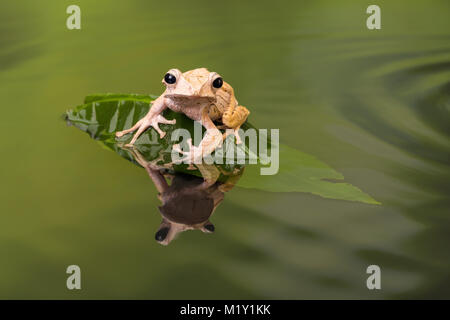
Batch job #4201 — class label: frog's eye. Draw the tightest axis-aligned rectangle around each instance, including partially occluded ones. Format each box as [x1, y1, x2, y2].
[204, 223, 215, 233]
[155, 227, 170, 242]
[164, 73, 177, 84]
[212, 77, 223, 89]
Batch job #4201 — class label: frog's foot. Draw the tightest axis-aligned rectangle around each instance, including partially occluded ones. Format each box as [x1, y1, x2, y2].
[223, 127, 243, 145]
[170, 148, 197, 169]
[172, 138, 200, 164]
[234, 129, 243, 145]
[116, 131, 127, 138]
[157, 115, 177, 125]
[122, 144, 147, 166]
[116, 119, 144, 138]
[148, 152, 172, 170]
[172, 130, 222, 164]
[120, 115, 176, 146]
[148, 115, 177, 139]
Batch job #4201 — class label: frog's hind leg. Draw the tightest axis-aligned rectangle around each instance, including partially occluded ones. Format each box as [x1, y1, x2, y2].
[221, 105, 250, 144]
[222, 105, 250, 129]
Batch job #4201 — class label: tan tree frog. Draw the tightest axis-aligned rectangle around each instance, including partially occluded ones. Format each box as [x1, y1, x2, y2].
[115, 68, 250, 162]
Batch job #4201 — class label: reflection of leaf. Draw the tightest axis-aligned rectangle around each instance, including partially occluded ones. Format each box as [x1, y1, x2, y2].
[64, 93, 380, 205]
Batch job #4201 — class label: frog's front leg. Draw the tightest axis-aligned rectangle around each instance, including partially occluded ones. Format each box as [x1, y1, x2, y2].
[115, 96, 176, 145]
[173, 131, 222, 164]
[172, 107, 222, 164]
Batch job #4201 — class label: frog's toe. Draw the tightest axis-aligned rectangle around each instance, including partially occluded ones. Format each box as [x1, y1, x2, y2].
[171, 145, 189, 164]
[230, 128, 243, 145]
[172, 144, 183, 154]
[156, 115, 176, 125]
[115, 131, 126, 138]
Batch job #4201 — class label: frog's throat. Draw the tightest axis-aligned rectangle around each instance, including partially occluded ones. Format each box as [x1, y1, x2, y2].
[165, 94, 216, 102]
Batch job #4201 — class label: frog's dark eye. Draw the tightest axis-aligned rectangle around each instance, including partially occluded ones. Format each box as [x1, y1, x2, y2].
[164, 73, 177, 84]
[212, 77, 223, 89]
[204, 223, 215, 233]
[155, 227, 170, 242]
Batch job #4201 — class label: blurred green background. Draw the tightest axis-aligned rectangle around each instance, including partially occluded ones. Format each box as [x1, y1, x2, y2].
[0, 0, 449, 299]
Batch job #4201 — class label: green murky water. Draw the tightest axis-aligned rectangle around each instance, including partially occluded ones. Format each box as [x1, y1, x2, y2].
[0, 0, 449, 299]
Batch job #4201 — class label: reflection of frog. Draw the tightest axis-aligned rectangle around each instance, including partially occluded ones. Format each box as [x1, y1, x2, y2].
[125, 146, 243, 245]
[115, 68, 250, 162]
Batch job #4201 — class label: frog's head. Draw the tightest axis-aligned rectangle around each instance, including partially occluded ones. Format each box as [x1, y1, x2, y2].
[162, 68, 223, 103]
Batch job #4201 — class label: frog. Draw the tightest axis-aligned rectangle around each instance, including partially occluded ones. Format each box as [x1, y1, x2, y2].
[115, 68, 250, 163]
[123, 145, 244, 245]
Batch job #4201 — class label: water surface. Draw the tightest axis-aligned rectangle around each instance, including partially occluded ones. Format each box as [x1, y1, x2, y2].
[0, 0, 449, 298]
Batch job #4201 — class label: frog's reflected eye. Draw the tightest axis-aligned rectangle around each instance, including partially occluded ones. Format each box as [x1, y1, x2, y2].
[164, 73, 177, 84]
[155, 227, 170, 242]
[204, 223, 215, 233]
[212, 77, 223, 89]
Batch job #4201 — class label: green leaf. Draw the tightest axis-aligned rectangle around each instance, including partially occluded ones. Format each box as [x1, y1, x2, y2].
[64, 93, 380, 205]
[238, 144, 381, 204]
